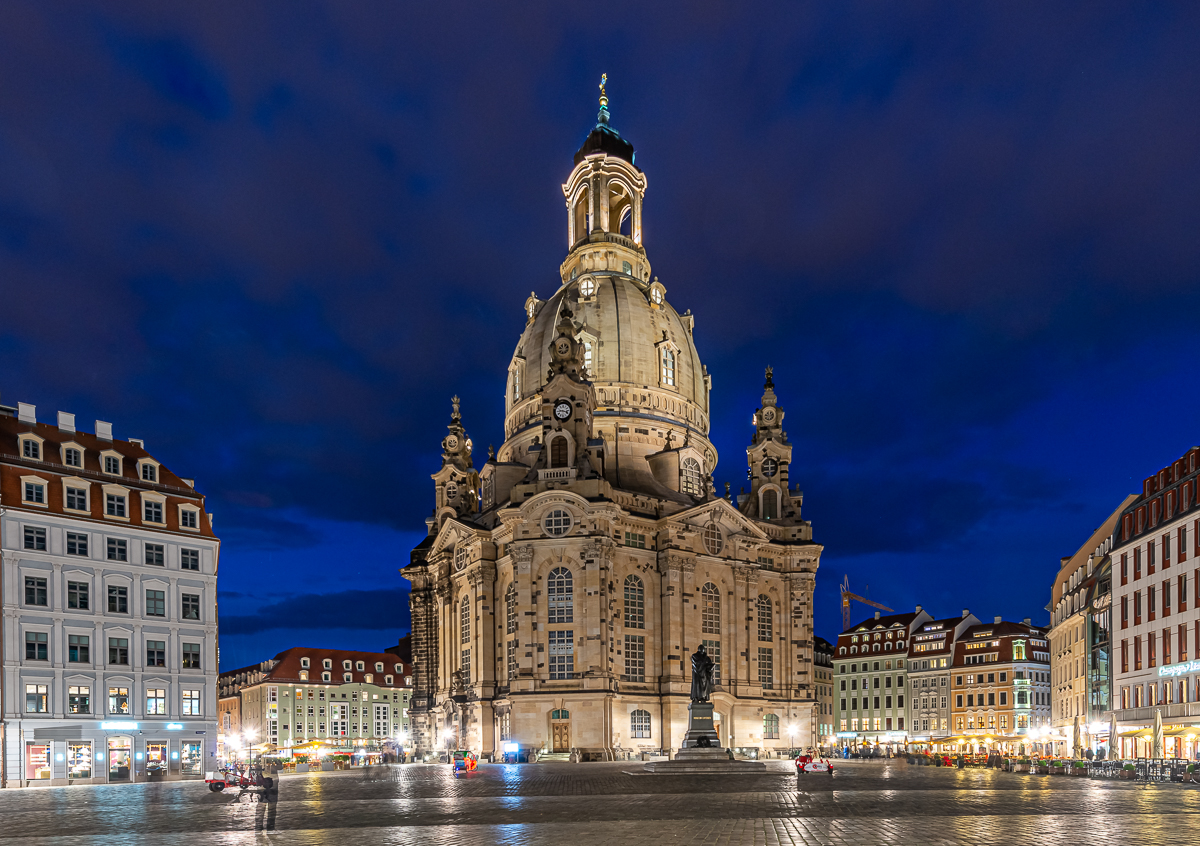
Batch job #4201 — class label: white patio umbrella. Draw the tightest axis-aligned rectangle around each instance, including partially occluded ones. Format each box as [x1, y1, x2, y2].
[1152, 708, 1164, 760]
[1072, 715, 1081, 758]
[1108, 712, 1119, 760]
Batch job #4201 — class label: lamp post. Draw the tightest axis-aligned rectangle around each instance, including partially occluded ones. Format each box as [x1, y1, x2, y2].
[787, 724, 797, 757]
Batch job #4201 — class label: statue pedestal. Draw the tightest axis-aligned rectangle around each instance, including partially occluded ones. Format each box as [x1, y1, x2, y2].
[681, 702, 721, 749]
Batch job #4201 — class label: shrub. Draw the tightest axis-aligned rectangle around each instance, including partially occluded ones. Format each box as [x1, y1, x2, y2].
[1123, 763, 1136, 771]
[1073, 761, 1087, 768]
[1188, 764, 1195, 773]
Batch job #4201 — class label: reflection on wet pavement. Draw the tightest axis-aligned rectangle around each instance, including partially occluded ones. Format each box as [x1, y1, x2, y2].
[1, 759, 1196, 845]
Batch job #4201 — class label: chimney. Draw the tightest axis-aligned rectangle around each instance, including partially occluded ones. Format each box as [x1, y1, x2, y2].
[1024, 617, 1031, 626]
[962, 609, 969, 618]
[874, 611, 880, 620]
[994, 615, 1002, 624]
[95, 420, 112, 441]
[17, 402, 36, 424]
[915, 605, 923, 613]
[57, 411, 75, 433]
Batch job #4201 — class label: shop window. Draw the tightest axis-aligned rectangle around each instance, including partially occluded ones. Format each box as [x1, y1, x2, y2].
[26, 743, 50, 780]
[68, 742, 92, 779]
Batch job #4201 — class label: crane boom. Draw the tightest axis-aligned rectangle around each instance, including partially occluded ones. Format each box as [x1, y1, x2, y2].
[839, 577, 895, 630]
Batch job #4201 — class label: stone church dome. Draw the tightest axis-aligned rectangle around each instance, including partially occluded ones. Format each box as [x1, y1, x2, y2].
[500, 88, 715, 481]
[508, 275, 709, 429]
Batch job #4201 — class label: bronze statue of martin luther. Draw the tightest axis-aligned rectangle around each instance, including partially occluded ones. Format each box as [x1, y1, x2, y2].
[690, 643, 715, 703]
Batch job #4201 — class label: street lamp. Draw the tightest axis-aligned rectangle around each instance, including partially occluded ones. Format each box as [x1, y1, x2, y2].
[787, 724, 797, 754]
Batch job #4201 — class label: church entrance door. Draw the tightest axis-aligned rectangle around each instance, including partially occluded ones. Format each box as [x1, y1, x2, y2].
[551, 709, 570, 752]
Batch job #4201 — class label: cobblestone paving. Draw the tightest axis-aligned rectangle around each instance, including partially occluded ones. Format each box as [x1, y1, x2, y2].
[0, 760, 1197, 844]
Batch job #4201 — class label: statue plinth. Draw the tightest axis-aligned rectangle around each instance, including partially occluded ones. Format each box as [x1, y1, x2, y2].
[681, 702, 721, 750]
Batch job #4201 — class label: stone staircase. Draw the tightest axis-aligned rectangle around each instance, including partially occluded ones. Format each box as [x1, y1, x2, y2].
[537, 752, 572, 762]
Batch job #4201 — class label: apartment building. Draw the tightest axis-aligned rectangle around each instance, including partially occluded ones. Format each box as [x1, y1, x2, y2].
[1110, 447, 1200, 758]
[1, 402, 219, 786]
[906, 611, 979, 748]
[219, 648, 413, 759]
[834, 609, 932, 752]
[950, 619, 1051, 744]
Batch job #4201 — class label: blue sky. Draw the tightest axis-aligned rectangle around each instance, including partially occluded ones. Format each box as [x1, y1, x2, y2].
[2, 2, 1198, 668]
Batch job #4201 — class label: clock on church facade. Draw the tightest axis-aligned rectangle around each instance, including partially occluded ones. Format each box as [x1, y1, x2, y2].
[402, 85, 823, 760]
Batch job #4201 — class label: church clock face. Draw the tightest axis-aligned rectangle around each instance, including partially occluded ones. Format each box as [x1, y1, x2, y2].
[555, 338, 571, 357]
[762, 407, 776, 425]
[445, 435, 459, 451]
[554, 400, 572, 421]
[762, 457, 778, 478]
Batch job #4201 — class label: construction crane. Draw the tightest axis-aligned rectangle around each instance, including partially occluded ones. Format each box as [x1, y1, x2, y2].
[840, 575, 894, 631]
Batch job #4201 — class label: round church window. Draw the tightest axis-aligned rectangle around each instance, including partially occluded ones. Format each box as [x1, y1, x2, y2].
[702, 523, 723, 556]
[579, 276, 595, 297]
[543, 509, 572, 537]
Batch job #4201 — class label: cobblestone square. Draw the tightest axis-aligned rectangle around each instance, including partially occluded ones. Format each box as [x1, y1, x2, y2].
[0, 759, 1197, 845]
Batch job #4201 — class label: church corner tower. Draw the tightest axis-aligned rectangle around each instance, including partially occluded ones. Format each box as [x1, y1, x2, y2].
[403, 79, 824, 762]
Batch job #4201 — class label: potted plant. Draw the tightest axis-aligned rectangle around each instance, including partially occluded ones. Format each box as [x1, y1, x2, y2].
[1072, 760, 1088, 776]
[1119, 763, 1135, 780]
[1036, 758, 1051, 775]
[1050, 760, 1065, 775]
[1186, 764, 1196, 784]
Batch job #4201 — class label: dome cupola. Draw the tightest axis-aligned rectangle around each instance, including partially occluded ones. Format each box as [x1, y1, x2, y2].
[501, 78, 716, 500]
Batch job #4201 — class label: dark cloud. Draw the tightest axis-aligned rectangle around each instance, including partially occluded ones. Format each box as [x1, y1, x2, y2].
[2, 2, 1198, 650]
[220, 588, 411, 636]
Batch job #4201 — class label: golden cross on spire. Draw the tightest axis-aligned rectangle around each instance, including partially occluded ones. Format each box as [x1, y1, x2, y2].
[599, 73, 608, 108]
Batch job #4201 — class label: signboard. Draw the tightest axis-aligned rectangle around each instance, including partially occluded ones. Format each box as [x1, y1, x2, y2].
[835, 732, 857, 738]
[100, 721, 138, 730]
[1159, 660, 1200, 678]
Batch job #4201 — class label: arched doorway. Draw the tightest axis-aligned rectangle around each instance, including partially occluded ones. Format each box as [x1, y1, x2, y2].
[551, 709, 571, 752]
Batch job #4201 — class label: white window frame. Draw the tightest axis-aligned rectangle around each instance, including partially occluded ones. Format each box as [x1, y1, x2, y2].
[60, 442, 85, 468]
[102, 484, 130, 521]
[19, 434, 45, 461]
[20, 476, 49, 508]
[141, 491, 167, 524]
[178, 504, 201, 531]
[61, 477, 91, 513]
[100, 450, 123, 477]
[138, 459, 160, 483]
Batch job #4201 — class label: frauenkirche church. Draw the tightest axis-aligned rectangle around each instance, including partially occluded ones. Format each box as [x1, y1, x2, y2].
[404, 82, 823, 760]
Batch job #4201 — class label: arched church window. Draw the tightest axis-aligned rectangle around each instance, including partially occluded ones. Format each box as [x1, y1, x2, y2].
[762, 488, 778, 520]
[550, 436, 568, 468]
[506, 583, 517, 635]
[512, 369, 520, 402]
[701, 582, 720, 635]
[660, 347, 675, 386]
[548, 567, 573, 623]
[583, 342, 594, 374]
[624, 575, 644, 629]
[454, 543, 469, 572]
[681, 458, 702, 496]
[702, 524, 723, 556]
[757, 595, 773, 641]
[543, 509, 572, 537]
[631, 709, 651, 738]
[460, 595, 470, 644]
[763, 713, 780, 740]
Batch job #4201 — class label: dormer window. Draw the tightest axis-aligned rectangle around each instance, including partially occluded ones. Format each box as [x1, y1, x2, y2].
[385, 675, 394, 685]
[323, 659, 332, 669]
[139, 461, 158, 483]
[357, 661, 366, 671]
[395, 664, 402, 674]
[343, 660, 352, 670]
[681, 458, 702, 496]
[20, 436, 42, 460]
[660, 347, 676, 386]
[375, 662, 383, 673]
[22, 477, 47, 505]
[343, 673, 352, 682]
[102, 453, 122, 475]
[300, 657, 310, 668]
[299, 670, 308, 681]
[62, 445, 82, 467]
[364, 674, 373, 684]
[322, 672, 331, 682]
[179, 505, 200, 531]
